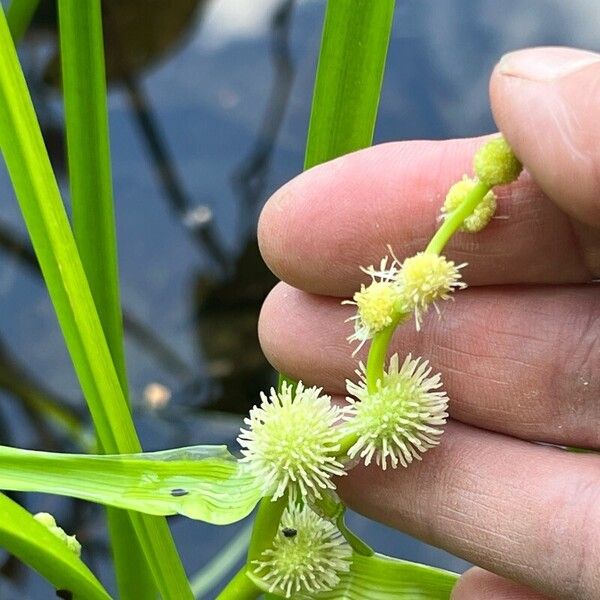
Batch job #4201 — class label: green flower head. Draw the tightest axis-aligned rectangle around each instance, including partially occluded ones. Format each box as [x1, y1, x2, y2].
[443, 175, 497, 233]
[474, 136, 522, 186]
[343, 354, 448, 469]
[252, 502, 351, 598]
[238, 382, 346, 500]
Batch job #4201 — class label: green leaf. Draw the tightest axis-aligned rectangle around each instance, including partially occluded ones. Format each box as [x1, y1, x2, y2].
[0, 7, 192, 599]
[304, 0, 395, 169]
[0, 445, 263, 525]
[58, 0, 127, 399]
[0, 492, 112, 600]
[6, 0, 39, 41]
[249, 552, 459, 599]
[56, 2, 154, 597]
[321, 553, 458, 599]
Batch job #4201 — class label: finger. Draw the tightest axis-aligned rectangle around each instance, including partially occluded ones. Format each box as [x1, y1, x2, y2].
[452, 568, 553, 600]
[258, 139, 594, 297]
[258, 282, 600, 448]
[336, 421, 600, 600]
[491, 47, 600, 236]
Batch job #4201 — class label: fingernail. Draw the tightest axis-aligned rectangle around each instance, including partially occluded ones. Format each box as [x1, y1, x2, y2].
[498, 47, 600, 81]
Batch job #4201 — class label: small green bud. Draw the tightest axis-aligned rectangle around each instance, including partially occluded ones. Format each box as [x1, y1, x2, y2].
[443, 176, 497, 233]
[34, 512, 81, 557]
[473, 136, 522, 186]
[33, 511, 56, 528]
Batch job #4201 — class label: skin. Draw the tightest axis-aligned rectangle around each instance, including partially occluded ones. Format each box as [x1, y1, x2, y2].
[257, 47, 600, 599]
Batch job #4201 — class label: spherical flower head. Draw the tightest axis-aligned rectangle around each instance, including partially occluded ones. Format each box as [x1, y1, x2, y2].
[34, 512, 81, 557]
[237, 382, 346, 500]
[443, 175, 497, 233]
[252, 502, 351, 598]
[342, 354, 448, 470]
[473, 136, 522, 186]
[343, 254, 405, 354]
[397, 252, 466, 329]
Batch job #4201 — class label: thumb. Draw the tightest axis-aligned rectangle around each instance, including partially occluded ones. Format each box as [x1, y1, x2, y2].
[490, 46, 600, 228]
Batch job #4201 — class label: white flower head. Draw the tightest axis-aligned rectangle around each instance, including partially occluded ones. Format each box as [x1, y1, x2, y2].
[238, 382, 346, 500]
[343, 253, 406, 355]
[397, 252, 466, 329]
[342, 354, 448, 470]
[252, 502, 352, 598]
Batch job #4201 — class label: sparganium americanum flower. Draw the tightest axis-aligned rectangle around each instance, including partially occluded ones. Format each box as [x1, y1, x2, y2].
[343, 254, 406, 354]
[473, 136, 522, 186]
[342, 354, 449, 470]
[237, 382, 346, 500]
[443, 175, 497, 233]
[252, 502, 352, 598]
[397, 252, 466, 329]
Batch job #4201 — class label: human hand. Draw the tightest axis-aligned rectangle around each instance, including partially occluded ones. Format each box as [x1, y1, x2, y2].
[257, 47, 600, 600]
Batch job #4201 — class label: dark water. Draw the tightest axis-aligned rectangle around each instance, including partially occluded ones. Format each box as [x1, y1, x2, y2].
[1, 0, 599, 597]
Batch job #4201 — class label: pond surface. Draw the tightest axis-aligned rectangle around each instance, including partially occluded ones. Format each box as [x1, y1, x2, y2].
[1, 0, 599, 597]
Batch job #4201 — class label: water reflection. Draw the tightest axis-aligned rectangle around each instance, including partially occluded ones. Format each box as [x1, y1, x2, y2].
[2, 0, 600, 596]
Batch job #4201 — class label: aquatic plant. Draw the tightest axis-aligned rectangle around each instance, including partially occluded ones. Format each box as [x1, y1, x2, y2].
[0, 0, 523, 599]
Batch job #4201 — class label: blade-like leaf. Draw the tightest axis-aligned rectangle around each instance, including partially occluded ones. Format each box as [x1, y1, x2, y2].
[0, 445, 263, 525]
[304, 0, 395, 169]
[0, 492, 112, 600]
[6, 0, 39, 41]
[0, 8, 191, 599]
[57, 1, 154, 597]
[249, 552, 459, 599]
[58, 0, 126, 392]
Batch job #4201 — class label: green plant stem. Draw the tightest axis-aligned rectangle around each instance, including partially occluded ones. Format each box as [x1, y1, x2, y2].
[362, 180, 493, 390]
[336, 510, 373, 556]
[426, 180, 490, 255]
[0, 492, 111, 600]
[58, 0, 127, 395]
[305, 0, 395, 168]
[216, 496, 287, 600]
[6, 0, 39, 41]
[56, 2, 155, 597]
[215, 566, 261, 600]
[365, 313, 404, 393]
[0, 8, 192, 598]
[247, 495, 287, 562]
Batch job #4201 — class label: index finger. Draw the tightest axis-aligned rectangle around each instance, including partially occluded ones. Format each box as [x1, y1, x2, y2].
[258, 138, 593, 297]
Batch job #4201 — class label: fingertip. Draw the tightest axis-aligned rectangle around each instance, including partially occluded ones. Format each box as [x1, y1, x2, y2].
[257, 281, 297, 369]
[490, 46, 600, 228]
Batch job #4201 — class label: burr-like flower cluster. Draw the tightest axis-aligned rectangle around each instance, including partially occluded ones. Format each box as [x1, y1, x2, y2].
[252, 502, 352, 598]
[344, 249, 465, 348]
[343, 255, 405, 354]
[443, 175, 497, 233]
[474, 136, 522, 186]
[343, 354, 448, 469]
[398, 252, 466, 329]
[238, 382, 345, 500]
